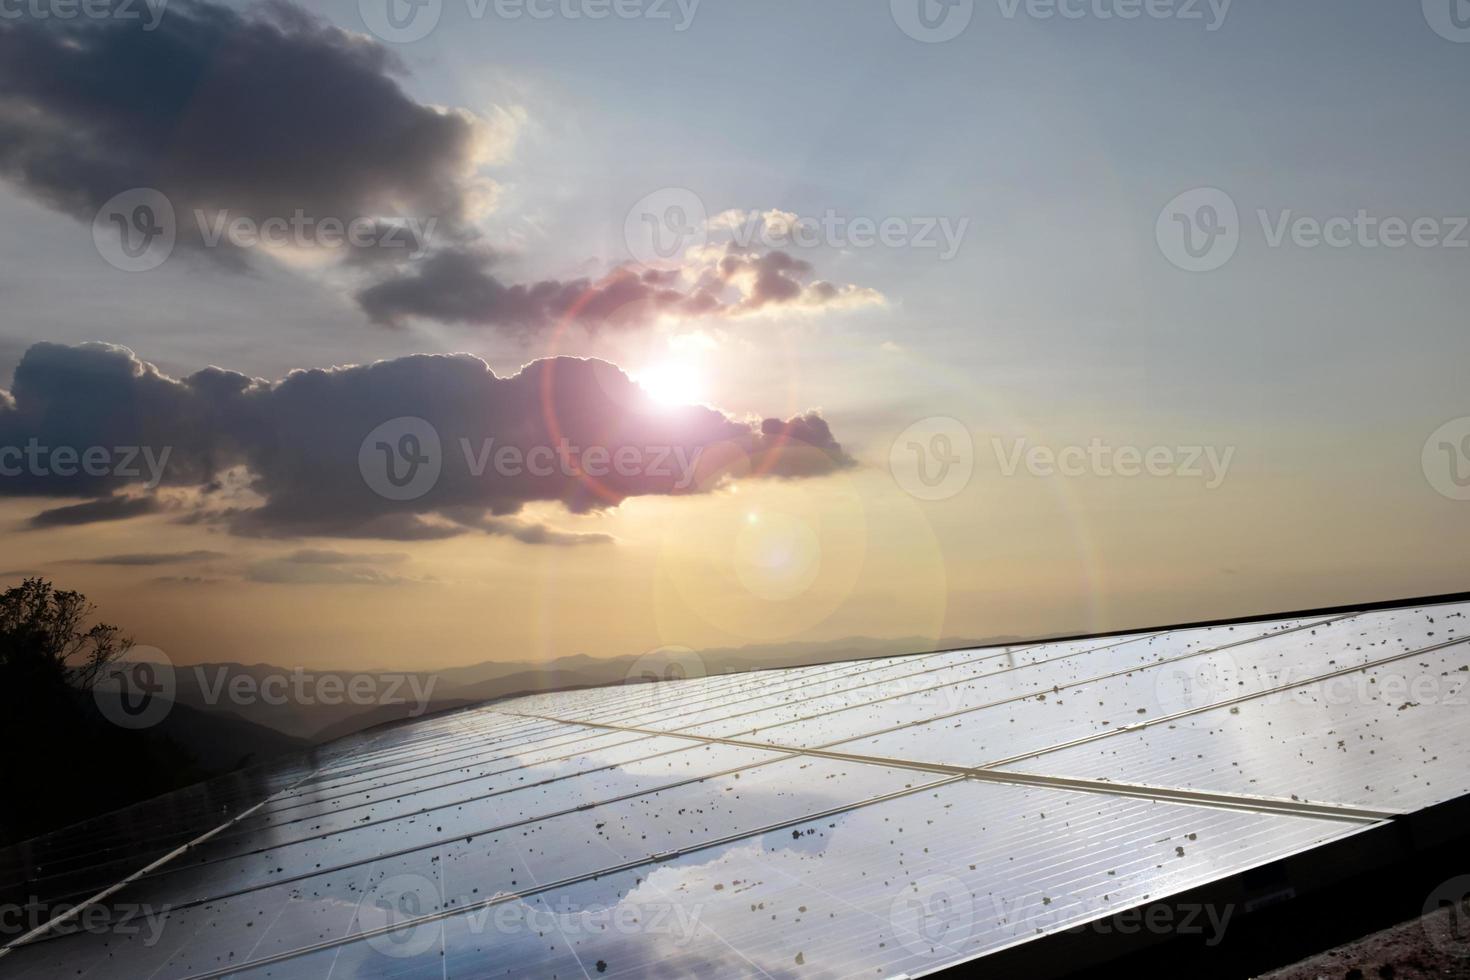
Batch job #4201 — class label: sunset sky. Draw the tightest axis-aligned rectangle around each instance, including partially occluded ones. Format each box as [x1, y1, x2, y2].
[1, 0, 1468, 670]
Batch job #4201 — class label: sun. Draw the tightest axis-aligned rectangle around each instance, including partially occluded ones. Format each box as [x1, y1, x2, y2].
[637, 361, 706, 407]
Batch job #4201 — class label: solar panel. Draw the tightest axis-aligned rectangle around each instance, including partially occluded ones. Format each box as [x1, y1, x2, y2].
[1, 598, 1466, 979]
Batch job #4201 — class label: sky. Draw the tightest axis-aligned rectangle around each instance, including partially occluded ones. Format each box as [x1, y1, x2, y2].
[1, 0, 1468, 670]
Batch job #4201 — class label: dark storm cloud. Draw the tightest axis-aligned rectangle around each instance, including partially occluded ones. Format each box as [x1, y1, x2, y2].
[0, 343, 856, 541]
[0, 0, 486, 256]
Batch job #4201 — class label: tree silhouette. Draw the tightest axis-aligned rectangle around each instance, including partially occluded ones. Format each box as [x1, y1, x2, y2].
[0, 578, 189, 848]
[0, 577, 131, 694]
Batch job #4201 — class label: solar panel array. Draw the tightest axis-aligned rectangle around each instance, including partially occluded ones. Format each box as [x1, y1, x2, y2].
[2, 599, 1467, 979]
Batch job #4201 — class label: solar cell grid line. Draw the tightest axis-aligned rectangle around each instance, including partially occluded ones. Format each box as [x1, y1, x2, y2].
[628, 614, 1350, 763]
[535, 634, 1139, 735]
[978, 632, 1470, 772]
[499, 661, 807, 718]
[10, 754, 947, 972]
[827, 626, 1470, 784]
[271, 724, 590, 805]
[262, 720, 638, 806]
[508, 638, 1060, 725]
[492, 708, 1394, 822]
[505, 636, 1085, 739]
[292, 713, 567, 784]
[530, 660, 891, 726]
[298, 719, 585, 787]
[310, 705, 646, 771]
[578, 641, 1066, 731]
[546, 636, 1140, 730]
[611, 618, 1320, 744]
[217, 640, 1088, 840]
[482, 619, 1468, 819]
[189, 730, 677, 848]
[534, 643, 1030, 732]
[250, 673, 902, 815]
[301, 716, 562, 779]
[205, 735, 663, 838]
[242, 728, 658, 824]
[718, 606, 1442, 755]
[995, 644, 1470, 811]
[589, 627, 1238, 739]
[167, 775, 971, 980]
[341, 704, 571, 748]
[114, 740, 811, 882]
[312, 704, 556, 756]
[14, 741, 802, 928]
[211, 719, 546, 811]
[505, 653, 900, 728]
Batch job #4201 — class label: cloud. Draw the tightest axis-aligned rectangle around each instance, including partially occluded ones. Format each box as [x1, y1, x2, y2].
[66, 550, 226, 566]
[26, 495, 162, 528]
[284, 549, 409, 565]
[356, 248, 716, 330]
[0, 343, 856, 541]
[244, 560, 410, 586]
[0, 0, 504, 261]
[0, 1, 880, 337]
[355, 242, 881, 331]
[450, 511, 615, 547]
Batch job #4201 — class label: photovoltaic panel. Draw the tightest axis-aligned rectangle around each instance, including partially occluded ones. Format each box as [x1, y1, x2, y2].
[1, 598, 1465, 979]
